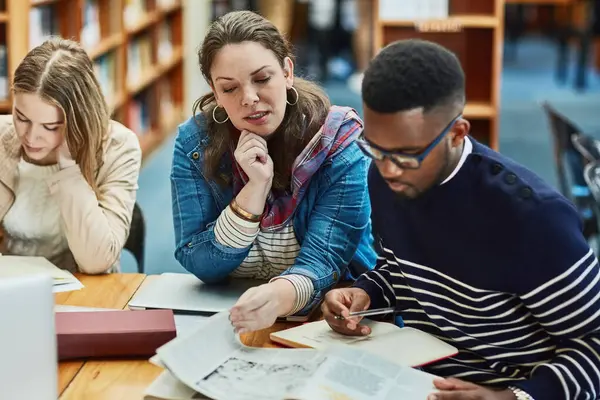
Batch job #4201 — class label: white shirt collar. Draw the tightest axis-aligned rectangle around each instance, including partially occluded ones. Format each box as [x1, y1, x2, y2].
[441, 137, 472, 185]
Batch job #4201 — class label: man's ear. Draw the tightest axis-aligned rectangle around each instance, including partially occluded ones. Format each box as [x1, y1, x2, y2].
[283, 56, 294, 89]
[451, 119, 470, 147]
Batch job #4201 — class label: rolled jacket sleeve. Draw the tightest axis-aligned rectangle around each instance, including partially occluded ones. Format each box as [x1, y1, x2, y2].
[47, 124, 142, 274]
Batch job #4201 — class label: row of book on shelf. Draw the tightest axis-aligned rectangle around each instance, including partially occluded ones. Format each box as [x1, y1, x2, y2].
[34, 1, 177, 52]
[82, 0, 177, 50]
[1, 0, 179, 119]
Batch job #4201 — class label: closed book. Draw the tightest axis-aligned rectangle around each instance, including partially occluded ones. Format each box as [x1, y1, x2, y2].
[55, 309, 176, 360]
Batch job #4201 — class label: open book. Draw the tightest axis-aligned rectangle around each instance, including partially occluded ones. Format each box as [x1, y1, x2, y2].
[270, 319, 458, 367]
[0, 256, 83, 293]
[144, 312, 442, 400]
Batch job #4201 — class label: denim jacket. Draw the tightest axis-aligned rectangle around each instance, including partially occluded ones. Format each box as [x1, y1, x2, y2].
[170, 111, 377, 314]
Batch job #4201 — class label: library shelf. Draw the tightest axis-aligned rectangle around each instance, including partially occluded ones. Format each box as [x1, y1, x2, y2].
[373, 0, 505, 149]
[3, 0, 185, 161]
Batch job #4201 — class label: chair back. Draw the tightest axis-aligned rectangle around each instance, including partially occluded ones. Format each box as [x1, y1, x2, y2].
[541, 101, 586, 197]
[584, 162, 600, 254]
[542, 102, 599, 241]
[572, 133, 600, 163]
[124, 202, 145, 273]
[585, 162, 600, 203]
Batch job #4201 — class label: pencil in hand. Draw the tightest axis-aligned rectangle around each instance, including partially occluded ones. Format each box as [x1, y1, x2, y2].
[334, 306, 396, 320]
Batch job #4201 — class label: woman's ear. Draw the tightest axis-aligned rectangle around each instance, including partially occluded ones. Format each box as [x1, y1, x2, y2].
[283, 57, 294, 89]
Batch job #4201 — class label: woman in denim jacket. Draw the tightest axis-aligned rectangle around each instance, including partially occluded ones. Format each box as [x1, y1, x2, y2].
[170, 10, 376, 333]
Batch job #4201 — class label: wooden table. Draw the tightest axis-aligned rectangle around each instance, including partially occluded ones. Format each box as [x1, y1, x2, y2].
[55, 273, 300, 399]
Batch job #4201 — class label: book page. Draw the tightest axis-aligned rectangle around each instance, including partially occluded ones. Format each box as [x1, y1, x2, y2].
[155, 312, 440, 400]
[271, 320, 457, 367]
[0, 256, 83, 292]
[144, 370, 208, 400]
[156, 312, 323, 400]
[0, 256, 78, 281]
[351, 326, 458, 367]
[272, 319, 398, 348]
[299, 345, 438, 400]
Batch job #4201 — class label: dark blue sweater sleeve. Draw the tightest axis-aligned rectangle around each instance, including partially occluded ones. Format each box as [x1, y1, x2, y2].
[513, 197, 600, 400]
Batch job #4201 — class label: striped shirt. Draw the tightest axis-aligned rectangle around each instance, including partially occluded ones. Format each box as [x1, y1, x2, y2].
[213, 205, 313, 315]
[355, 139, 600, 400]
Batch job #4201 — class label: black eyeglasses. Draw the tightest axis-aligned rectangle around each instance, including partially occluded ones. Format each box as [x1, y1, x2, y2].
[356, 114, 463, 169]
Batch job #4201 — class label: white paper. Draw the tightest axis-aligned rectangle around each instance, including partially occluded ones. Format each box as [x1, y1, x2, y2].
[173, 314, 210, 338]
[154, 312, 439, 400]
[149, 354, 166, 368]
[52, 280, 84, 293]
[0, 256, 84, 293]
[144, 370, 208, 400]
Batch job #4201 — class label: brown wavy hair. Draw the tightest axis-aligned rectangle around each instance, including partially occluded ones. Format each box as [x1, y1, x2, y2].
[12, 37, 109, 192]
[193, 10, 331, 189]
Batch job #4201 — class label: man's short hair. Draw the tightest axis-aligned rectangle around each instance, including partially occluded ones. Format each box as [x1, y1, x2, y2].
[362, 39, 465, 114]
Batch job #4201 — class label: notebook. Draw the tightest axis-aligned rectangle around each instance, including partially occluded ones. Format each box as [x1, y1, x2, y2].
[270, 319, 458, 367]
[0, 255, 83, 293]
[128, 273, 320, 322]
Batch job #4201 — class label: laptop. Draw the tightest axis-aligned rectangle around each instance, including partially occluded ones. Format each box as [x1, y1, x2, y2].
[128, 273, 321, 322]
[0, 274, 58, 400]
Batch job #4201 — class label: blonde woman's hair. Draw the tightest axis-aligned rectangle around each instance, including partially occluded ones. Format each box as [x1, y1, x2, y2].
[12, 37, 110, 191]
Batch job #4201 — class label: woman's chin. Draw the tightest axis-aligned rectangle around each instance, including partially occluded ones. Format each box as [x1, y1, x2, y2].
[23, 150, 46, 160]
[22, 148, 55, 164]
[232, 123, 275, 139]
[234, 116, 282, 138]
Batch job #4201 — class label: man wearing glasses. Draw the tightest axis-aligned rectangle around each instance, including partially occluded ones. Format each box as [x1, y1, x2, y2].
[322, 39, 600, 400]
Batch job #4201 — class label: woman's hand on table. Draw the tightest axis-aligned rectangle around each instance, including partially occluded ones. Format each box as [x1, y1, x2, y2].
[229, 279, 296, 333]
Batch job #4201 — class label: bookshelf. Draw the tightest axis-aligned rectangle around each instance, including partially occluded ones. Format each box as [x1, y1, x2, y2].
[2, 0, 185, 160]
[372, 0, 505, 150]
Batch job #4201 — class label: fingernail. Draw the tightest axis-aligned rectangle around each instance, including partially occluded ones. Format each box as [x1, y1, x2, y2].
[428, 395, 438, 400]
[361, 327, 369, 335]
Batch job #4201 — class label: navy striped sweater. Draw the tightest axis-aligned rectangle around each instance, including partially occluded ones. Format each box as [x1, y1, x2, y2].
[354, 139, 600, 400]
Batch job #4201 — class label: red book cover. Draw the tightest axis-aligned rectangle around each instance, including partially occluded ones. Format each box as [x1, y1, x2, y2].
[55, 309, 176, 360]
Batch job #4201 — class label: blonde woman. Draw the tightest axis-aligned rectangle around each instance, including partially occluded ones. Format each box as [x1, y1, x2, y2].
[0, 38, 142, 274]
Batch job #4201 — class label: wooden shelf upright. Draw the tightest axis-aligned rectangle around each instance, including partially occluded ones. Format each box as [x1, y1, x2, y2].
[3, 0, 185, 160]
[372, 0, 505, 150]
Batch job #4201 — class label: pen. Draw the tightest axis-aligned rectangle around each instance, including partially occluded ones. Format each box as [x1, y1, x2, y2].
[334, 306, 396, 320]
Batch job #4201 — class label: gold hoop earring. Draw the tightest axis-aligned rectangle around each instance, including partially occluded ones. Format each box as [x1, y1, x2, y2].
[212, 105, 229, 124]
[286, 87, 299, 106]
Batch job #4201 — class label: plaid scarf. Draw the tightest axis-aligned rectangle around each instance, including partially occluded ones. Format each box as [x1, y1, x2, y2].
[232, 106, 363, 232]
